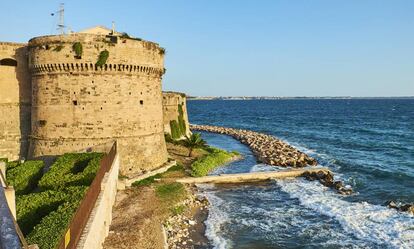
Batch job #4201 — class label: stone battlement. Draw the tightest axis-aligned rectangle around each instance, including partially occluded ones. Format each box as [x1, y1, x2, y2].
[31, 62, 164, 76]
[0, 28, 170, 176]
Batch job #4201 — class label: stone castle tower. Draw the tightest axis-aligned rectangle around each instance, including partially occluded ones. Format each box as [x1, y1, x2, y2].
[0, 28, 174, 177]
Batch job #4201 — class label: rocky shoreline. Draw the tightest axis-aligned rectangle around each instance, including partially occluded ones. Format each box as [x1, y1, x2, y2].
[164, 189, 210, 249]
[190, 124, 317, 167]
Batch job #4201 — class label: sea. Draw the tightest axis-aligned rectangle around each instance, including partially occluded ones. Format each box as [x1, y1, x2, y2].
[187, 98, 414, 249]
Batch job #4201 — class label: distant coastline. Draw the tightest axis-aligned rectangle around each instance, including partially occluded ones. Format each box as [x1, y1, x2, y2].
[187, 96, 414, 100]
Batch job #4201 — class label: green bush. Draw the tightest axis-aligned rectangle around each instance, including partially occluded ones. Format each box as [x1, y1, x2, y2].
[72, 42, 82, 58]
[16, 186, 87, 236]
[96, 50, 109, 66]
[6, 161, 44, 195]
[191, 147, 238, 177]
[26, 192, 86, 249]
[170, 120, 181, 139]
[38, 153, 103, 190]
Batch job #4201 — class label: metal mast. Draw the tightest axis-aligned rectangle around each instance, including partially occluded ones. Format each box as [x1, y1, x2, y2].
[57, 3, 65, 34]
[51, 3, 65, 34]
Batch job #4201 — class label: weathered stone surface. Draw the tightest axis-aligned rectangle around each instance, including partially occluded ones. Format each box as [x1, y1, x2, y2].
[162, 92, 191, 138]
[27, 33, 168, 176]
[0, 42, 31, 161]
[1, 33, 170, 177]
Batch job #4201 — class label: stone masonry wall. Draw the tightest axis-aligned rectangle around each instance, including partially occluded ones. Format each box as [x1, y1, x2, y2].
[0, 42, 31, 160]
[162, 91, 191, 138]
[28, 33, 168, 176]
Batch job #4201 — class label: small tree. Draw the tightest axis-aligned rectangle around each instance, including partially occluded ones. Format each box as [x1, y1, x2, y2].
[182, 133, 206, 157]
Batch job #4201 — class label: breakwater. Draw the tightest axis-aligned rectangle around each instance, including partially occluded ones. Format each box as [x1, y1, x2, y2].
[190, 124, 318, 167]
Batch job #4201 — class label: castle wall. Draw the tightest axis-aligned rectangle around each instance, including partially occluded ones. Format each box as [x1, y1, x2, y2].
[28, 34, 168, 176]
[0, 43, 31, 160]
[162, 92, 191, 138]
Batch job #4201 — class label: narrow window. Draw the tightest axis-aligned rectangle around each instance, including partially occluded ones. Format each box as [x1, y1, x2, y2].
[73, 100, 78, 105]
[140, 100, 144, 105]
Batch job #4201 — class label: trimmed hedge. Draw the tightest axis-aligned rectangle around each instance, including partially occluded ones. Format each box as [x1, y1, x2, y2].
[6, 161, 44, 195]
[191, 147, 238, 177]
[26, 189, 87, 249]
[15, 152, 104, 249]
[38, 153, 103, 190]
[16, 186, 87, 236]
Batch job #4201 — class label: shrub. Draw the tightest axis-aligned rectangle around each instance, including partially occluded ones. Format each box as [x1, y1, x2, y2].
[16, 186, 87, 236]
[170, 120, 181, 139]
[191, 147, 238, 177]
[6, 161, 44, 195]
[38, 153, 103, 190]
[96, 50, 109, 66]
[72, 42, 82, 58]
[26, 193, 86, 249]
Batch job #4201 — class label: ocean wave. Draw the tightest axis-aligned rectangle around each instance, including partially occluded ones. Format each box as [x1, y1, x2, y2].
[200, 186, 233, 249]
[276, 178, 414, 248]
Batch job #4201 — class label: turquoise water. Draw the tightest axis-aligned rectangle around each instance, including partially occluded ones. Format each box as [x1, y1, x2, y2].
[188, 99, 414, 249]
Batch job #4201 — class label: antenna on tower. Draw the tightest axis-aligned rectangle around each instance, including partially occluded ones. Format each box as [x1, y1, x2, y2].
[51, 3, 66, 34]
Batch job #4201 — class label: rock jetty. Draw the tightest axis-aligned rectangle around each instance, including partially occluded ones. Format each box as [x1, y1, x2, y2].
[190, 124, 318, 167]
[303, 170, 353, 195]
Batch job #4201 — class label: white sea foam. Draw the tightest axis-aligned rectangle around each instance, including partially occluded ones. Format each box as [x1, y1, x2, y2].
[200, 185, 233, 249]
[276, 178, 414, 248]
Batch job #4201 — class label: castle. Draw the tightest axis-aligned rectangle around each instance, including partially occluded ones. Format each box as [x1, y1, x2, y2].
[0, 26, 189, 177]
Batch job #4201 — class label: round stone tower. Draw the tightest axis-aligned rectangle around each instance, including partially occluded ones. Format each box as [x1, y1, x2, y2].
[28, 33, 168, 176]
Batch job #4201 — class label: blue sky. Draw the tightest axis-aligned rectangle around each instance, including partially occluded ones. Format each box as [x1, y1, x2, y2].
[1, 0, 413, 97]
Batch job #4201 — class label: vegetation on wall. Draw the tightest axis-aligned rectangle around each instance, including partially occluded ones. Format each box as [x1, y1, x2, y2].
[53, 44, 64, 52]
[191, 147, 239, 177]
[178, 104, 186, 135]
[159, 47, 166, 55]
[96, 50, 109, 67]
[169, 104, 187, 140]
[6, 161, 44, 195]
[170, 120, 181, 140]
[72, 42, 83, 58]
[120, 32, 143, 41]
